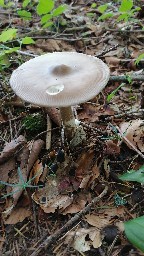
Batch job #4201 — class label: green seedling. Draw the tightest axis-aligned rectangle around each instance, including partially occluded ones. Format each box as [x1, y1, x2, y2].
[119, 165, 144, 253]
[101, 123, 122, 141]
[135, 53, 144, 65]
[119, 165, 144, 183]
[107, 83, 125, 103]
[0, 167, 43, 199]
[114, 193, 127, 206]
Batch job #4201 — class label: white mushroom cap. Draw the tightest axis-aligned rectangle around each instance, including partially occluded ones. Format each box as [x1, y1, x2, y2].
[10, 52, 110, 107]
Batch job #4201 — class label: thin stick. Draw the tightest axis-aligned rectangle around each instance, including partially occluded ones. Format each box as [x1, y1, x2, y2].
[110, 75, 144, 82]
[46, 114, 52, 150]
[29, 186, 108, 256]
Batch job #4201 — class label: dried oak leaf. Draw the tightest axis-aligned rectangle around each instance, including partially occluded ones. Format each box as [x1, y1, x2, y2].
[120, 119, 144, 152]
[0, 135, 26, 164]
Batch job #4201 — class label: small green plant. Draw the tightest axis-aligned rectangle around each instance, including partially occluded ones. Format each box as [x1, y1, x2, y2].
[114, 193, 127, 206]
[120, 165, 144, 183]
[0, 0, 67, 71]
[117, 0, 141, 22]
[119, 165, 144, 252]
[124, 216, 144, 253]
[96, 0, 140, 22]
[135, 53, 144, 65]
[107, 83, 125, 102]
[17, 0, 67, 28]
[98, 4, 114, 21]
[0, 167, 43, 199]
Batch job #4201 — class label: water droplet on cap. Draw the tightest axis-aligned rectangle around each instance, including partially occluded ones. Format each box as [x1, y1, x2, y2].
[46, 84, 64, 95]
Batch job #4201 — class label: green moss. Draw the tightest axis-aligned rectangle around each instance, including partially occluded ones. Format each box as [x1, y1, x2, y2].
[22, 113, 46, 134]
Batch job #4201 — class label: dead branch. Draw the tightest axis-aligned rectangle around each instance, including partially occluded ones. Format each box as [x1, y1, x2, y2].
[109, 75, 144, 82]
[29, 186, 108, 256]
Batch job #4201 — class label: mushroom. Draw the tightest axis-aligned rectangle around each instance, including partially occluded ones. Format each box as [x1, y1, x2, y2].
[10, 52, 110, 145]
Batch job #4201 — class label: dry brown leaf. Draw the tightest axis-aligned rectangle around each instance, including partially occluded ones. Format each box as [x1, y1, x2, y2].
[36, 39, 60, 52]
[79, 174, 91, 189]
[27, 139, 45, 172]
[0, 158, 16, 182]
[30, 160, 43, 184]
[120, 119, 144, 152]
[40, 195, 73, 213]
[92, 230, 102, 248]
[4, 206, 31, 224]
[65, 227, 102, 252]
[32, 176, 73, 213]
[105, 56, 120, 66]
[0, 135, 26, 164]
[62, 193, 87, 215]
[85, 214, 109, 228]
[75, 149, 94, 180]
[104, 140, 120, 155]
[65, 228, 92, 253]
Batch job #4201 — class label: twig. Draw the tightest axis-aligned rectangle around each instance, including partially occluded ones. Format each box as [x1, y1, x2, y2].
[106, 28, 144, 33]
[96, 44, 119, 57]
[17, 50, 38, 57]
[29, 186, 108, 256]
[104, 109, 144, 120]
[46, 114, 52, 150]
[109, 75, 144, 82]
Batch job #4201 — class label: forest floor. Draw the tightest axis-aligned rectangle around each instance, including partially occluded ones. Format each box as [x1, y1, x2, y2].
[0, 0, 144, 255]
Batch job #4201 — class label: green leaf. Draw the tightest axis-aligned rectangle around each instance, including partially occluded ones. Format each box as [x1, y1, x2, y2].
[17, 10, 32, 20]
[98, 4, 108, 13]
[0, 54, 10, 67]
[5, 1, 14, 7]
[87, 12, 95, 18]
[22, 37, 35, 44]
[0, 28, 17, 43]
[22, 0, 30, 8]
[107, 83, 125, 102]
[4, 47, 19, 54]
[42, 21, 53, 28]
[125, 75, 132, 83]
[135, 53, 144, 65]
[52, 4, 67, 17]
[41, 14, 52, 25]
[91, 3, 97, 8]
[124, 216, 144, 252]
[117, 13, 128, 22]
[37, 0, 54, 15]
[119, 165, 144, 183]
[119, 0, 133, 12]
[0, 0, 4, 7]
[98, 12, 113, 21]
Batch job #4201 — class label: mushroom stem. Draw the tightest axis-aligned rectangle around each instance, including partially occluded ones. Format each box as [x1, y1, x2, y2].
[59, 106, 77, 141]
[59, 107, 86, 146]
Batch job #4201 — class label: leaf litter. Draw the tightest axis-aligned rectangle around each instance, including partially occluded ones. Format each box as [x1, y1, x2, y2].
[0, 0, 144, 255]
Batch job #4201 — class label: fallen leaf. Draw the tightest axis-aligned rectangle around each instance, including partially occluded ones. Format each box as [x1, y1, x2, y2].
[120, 119, 144, 152]
[85, 214, 109, 228]
[92, 230, 102, 248]
[32, 176, 73, 213]
[4, 206, 31, 224]
[0, 135, 26, 164]
[62, 192, 87, 215]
